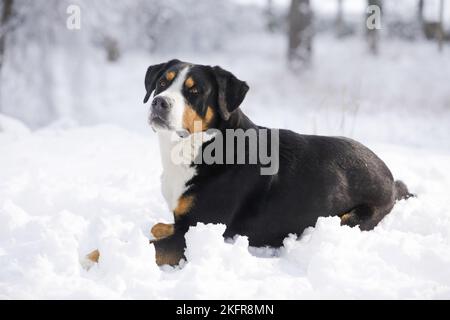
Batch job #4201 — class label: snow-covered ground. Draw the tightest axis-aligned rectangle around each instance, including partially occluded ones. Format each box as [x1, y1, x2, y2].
[1, 31, 450, 299]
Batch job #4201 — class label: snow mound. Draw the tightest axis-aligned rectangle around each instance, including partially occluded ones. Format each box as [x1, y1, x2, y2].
[1, 125, 450, 299]
[0, 114, 30, 136]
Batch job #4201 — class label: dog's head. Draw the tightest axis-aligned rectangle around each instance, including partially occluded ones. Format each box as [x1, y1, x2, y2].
[143, 59, 249, 135]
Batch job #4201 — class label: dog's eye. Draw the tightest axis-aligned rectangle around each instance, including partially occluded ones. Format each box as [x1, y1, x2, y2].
[189, 88, 199, 94]
[160, 80, 166, 87]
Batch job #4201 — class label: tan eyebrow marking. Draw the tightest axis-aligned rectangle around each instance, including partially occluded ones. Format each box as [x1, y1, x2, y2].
[166, 71, 176, 81]
[185, 77, 195, 88]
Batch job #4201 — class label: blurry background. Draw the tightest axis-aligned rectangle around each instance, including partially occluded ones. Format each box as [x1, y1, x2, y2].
[0, 0, 449, 148]
[0, 0, 450, 148]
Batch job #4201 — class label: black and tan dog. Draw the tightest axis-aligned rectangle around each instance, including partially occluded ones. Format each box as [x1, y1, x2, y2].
[144, 59, 413, 266]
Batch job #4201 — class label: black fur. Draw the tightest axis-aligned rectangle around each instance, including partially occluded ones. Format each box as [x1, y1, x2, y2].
[143, 59, 181, 103]
[212, 66, 249, 120]
[146, 60, 413, 265]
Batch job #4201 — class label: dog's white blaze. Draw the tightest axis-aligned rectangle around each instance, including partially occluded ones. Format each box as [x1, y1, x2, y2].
[153, 67, 190, 131]
[152, 66, 214, 213]
[154, 67, 195, 212]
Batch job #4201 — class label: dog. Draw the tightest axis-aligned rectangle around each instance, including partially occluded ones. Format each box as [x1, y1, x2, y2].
[144, 59, 413, 266]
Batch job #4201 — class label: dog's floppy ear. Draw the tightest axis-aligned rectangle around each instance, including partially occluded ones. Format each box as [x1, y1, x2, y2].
[143, 59, 181, 103]
[212, 66, 249, 121]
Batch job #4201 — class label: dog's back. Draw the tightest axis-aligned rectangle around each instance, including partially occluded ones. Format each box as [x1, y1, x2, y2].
[218, 129, 411, 246]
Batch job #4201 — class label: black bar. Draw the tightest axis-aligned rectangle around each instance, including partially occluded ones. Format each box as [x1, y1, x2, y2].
[0, 300, 448, 318]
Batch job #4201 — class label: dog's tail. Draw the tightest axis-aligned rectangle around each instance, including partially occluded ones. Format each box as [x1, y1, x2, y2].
[394, 180, 415, 201]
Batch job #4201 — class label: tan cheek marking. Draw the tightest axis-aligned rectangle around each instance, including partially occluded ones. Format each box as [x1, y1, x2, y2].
[166, 71, 176, 81]
[151, 223, 174, 240]
[174, 195, 194, 218]
[185, 77, 194, 88]
[182, 106, 203, 133]
[182, 105, 215, 133]
[205, 106, 214, 124]
[86, 249, 100, 264]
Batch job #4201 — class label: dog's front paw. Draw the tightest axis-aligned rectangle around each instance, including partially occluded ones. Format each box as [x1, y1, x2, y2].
[150, 223, 174, 243]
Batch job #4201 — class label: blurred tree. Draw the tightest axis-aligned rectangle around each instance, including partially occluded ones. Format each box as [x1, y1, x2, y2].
[103, 36, 120, 62]
[0, 0, 13, 113]
[438, 0, 444, 51]
[1, 0, 65, 126]
[418, 0, 424, 23]
[265, 0, 276, 32]
[366, 0, 382, 55]
[288, 0, 313, 68]
[422, 19, 441, 40]
[336, 0, 344, 36]
[0, 0, 13, 66]
[420, 0, 447, 51]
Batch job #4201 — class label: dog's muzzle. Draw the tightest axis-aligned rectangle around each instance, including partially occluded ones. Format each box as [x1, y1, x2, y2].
[149, 96, 171, 129]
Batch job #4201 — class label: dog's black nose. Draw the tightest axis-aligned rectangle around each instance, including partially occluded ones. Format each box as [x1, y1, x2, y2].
[151, 96, 170, 112]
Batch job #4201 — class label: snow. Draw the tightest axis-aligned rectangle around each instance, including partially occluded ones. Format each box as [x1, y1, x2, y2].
[1, 118, 450, 299]
[0, 115, 31, 136]
[1, 1, 450, 299]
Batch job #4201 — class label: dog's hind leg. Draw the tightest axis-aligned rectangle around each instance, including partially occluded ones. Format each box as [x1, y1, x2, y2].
[339, 205, 368, 228]
[340, 202, 394, 231]
[360, 201, 396, 230]
[356, 181, 415, 230]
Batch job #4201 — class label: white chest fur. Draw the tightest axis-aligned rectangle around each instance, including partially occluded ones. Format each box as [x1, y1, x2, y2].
[158, 132, 198, 212]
